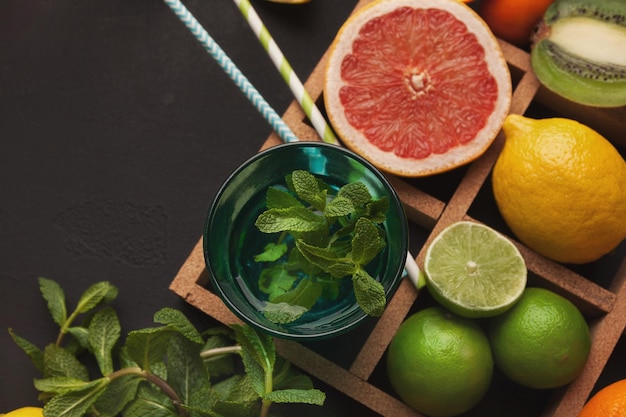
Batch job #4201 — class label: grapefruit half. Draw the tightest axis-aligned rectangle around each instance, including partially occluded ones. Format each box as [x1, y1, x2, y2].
[324, 0, 512, 177]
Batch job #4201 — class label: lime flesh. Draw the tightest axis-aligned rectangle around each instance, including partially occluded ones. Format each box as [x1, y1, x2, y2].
[424, 221, 527, 318]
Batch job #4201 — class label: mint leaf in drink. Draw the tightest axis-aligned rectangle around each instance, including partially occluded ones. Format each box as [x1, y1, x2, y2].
[296, 239, 357, 278]
[254, 242, 288, 262]
[254, 170, 390, 323]
[270, 278, 322, 311]
[290, 169, 327, 211]
[258, 265, 298, 300]
[263, 302, 308, 324]
[255, 206, 325, 233]
[338, 181, 372, 206]
[364, 196, 390, 223]
[352, 269, 386, 317]
[266, 186, 303, 209]
[324, 195, 354, 217]
[351, 217, 386, 266]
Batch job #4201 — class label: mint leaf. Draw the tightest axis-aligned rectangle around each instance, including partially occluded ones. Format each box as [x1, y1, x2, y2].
[154, 307, 203, 345]
[295, 240, 340, 268]
[266, 186, 303, 209]
[202, 328, 237, 378]
[34, 376, 92, 395]
[211, 375, 260, 417]
[88, 306, 120, 376]
[351, 217, 386, 266]
[211, 374, 258, 403]
[365, 196, 389, 223]
[327, 260, 358, 278]
[255, 207, 325, 233]
[352, 269, 386, 317]
[43, 344, 89, 380]
[39, 277, 67, 327]
[93, 374, 141, 417]
[263, 302, 308, 324]
[258, 265, 297, 300]
[75, 281, 118, 315]
[290, 170, 326, 211]
[43, 378, 108, 417]
[125, 327, 175, 371]
[338, 181, 371, 206]
[274, 371, 315, 391]
[296, 240, 356, 277]
[263, 388, 326, 405]
[124, 384, 178, 417]
[66, 326, 90, 350]
[233, 325, 276, 396]
[166, 335, 211, 411]
[324, 195, 354, 217]
[270, 278, 322, 310]
[8, 328, 44, 372]
[254, 242, 288, 262]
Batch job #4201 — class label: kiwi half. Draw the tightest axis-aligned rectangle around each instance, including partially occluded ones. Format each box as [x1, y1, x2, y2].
[530, 0, 626, 108]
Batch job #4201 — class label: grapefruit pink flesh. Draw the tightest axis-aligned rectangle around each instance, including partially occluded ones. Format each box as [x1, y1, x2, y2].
[324, 0, 511, 177]
[340, 7, 498, 159]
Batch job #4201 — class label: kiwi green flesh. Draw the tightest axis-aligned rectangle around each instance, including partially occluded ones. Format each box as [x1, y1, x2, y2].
[531, 39, 626, 107]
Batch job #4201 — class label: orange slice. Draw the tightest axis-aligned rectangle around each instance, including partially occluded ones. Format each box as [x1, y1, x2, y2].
[324, 0, 511, 177]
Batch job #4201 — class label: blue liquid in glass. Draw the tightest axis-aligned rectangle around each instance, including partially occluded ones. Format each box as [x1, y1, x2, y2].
[229, 179, 388, 328]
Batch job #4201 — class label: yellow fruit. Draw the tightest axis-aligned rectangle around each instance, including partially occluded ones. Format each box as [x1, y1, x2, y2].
[3, 408, 43, 417]
[386, 306, 493, 416]
[488, 287, 591, 389]
[492, 114, 626, 264]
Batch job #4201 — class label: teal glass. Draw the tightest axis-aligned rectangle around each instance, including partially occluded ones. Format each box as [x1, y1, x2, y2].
[204, 141, 408, 340]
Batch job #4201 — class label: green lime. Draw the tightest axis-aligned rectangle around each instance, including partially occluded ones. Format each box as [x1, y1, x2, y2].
[488, 287, 591, 389]
[423, 221, 527, 318]
[386, 306, 493, 417]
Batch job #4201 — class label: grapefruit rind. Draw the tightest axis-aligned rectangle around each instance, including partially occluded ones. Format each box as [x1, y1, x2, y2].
[324, 0, 512, 177]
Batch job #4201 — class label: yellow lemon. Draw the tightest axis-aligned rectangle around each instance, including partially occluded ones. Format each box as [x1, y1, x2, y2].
[3, 408, 43, 417]
[492, 114, 626, 264]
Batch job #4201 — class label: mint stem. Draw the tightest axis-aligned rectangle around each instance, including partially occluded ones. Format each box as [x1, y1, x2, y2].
[200, 345, 242, 360]
[108, 367, 188, 417]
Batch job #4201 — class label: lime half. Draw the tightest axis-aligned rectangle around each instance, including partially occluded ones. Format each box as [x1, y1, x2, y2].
[424, 221, 527, 318]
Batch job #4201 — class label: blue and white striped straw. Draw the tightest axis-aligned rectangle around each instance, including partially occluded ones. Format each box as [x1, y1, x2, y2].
[234, 0, 338, 145]
[163, 0, 422, 289]
[163, 0, 299, 143]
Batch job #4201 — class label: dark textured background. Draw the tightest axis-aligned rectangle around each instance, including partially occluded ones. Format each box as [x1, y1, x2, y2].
[2, 1, 625, 416]
[0, 0, 360, 411]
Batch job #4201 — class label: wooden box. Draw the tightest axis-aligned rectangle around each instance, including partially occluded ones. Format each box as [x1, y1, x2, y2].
[170, 1, 626, 415]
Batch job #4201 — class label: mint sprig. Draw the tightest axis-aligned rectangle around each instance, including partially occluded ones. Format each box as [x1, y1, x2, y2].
[8, 277, 325, 417]
[253, 170, 389, 323]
